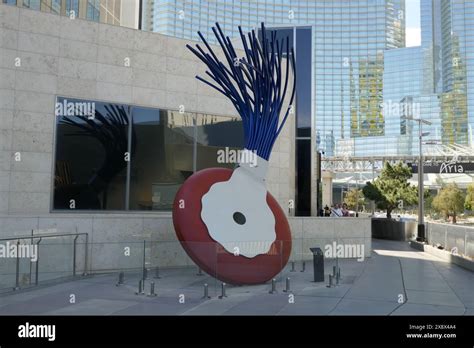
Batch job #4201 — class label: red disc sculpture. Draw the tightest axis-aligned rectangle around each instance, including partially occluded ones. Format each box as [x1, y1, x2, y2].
[172, 23, 296, 285]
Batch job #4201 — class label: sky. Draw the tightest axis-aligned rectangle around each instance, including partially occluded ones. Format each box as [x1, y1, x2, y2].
[405, 0, 421, 47]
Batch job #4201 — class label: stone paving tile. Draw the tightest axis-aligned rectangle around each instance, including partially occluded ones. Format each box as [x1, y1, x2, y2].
[222, 293, 289, 315]
[45, 299, 137, 315]
[181, 293, 254, 315]
[114, 301, 196, 315]
[464, 308, 474, 315]
[329, 298, 400, 315]
[296, 284, 351, 298]
[276, 295, 340, 315]
[406, 289, 465, 308]
[391, 303, 466, 316]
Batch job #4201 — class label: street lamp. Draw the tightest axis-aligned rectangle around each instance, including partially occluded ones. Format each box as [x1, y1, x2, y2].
[402, 116, 432, 242]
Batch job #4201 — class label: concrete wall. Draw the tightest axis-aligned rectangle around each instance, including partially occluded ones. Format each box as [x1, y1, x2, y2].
[0, 4, 295, 217]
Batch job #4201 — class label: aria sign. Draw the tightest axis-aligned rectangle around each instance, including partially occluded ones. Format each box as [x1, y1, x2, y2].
[410, 161, 474, 174]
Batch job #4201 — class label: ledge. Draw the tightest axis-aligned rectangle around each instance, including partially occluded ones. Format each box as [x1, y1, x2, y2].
[409, 240, 474, 272]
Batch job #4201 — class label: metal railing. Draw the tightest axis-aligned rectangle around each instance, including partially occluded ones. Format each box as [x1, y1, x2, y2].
[0, 231, 89, 291]
[426, 222, 474, 259]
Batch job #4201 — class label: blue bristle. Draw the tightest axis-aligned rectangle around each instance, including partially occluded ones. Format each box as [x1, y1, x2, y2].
[186, 22, 296, 161]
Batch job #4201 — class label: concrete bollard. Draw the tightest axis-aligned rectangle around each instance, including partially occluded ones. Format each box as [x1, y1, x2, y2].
[283, 277, 291, 293]
[147, 281, 157, 297]
[116, 271, 124, 286]
[269, 278, 277, 294]
[202, 283, 211, 299]
[135, 279, 145, 295]
[218, 282, 227, 299]
[300, 261, 306, 272]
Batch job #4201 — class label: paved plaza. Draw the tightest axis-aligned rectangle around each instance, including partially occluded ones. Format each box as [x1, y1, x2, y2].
[0, 240, 473, 316]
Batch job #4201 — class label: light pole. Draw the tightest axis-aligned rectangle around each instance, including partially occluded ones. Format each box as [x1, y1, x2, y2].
[402, 116, 432, 242]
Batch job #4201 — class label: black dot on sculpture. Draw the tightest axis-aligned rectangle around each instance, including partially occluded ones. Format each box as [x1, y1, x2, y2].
[233, 212, 246, 225]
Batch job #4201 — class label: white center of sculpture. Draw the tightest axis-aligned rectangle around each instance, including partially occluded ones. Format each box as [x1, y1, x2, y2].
[200, 151, 276, 258]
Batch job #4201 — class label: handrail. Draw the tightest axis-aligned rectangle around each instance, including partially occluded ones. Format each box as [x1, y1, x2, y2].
[0, 231, 89, 291]
[0, 232, 88, 242]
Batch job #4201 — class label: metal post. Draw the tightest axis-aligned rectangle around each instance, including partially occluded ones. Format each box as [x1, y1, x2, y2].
[418, 120, 425, 241]
[202, 283, 211, 299]
[371, 161, 375, 215]
[29, 229, 33, 286]
[135, 279, 144, 295]
[290, 261, 295, 272]
[300, 261, 305, 272]
[142, 240, 146, 281]
[283, 277, 291, 293]
[196, 267, 204, 276]
[14, 240, 20, 290]
[83, 233, 89, 276]
[327, 274, 333, 288]
[269, 278, 277, 294]
[147, 281, 157, 297]
[73, 235, 79, 277]
[35, 238, 41, 286]
[116, 271, 124, 286]
[332, 265, 336, 277]
[218, 282, 227, 299]
[154, 266, 161, 279]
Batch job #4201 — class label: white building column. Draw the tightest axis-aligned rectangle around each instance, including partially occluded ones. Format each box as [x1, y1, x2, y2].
[322, 171, 335, 207]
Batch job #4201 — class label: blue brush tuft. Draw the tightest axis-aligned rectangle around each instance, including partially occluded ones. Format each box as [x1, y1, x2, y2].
[186, 22, 296, 161]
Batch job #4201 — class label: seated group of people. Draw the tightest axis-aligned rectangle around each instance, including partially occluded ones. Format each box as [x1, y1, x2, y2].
[323, 203, 350, 217]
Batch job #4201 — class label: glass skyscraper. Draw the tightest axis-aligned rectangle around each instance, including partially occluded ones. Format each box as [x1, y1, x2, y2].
[144, 0, 406, 157]
[421, 0, 474, 147]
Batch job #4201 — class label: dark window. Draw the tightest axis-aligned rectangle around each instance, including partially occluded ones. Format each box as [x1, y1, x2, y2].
[66, 0, 79, 16]
[129, 107, 194, 211]
[296, 28, 312, 138]
[195, 114, 243, 171]
[54, 97, 129, 210]
[296, 139, 311, 216]
[22, 0, 40, 10]
[53, 97, 243, 211]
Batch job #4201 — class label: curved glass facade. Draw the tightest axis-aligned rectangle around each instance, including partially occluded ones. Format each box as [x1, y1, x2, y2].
[422, 0, 474, 147]
[145, 0, 406, 157]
